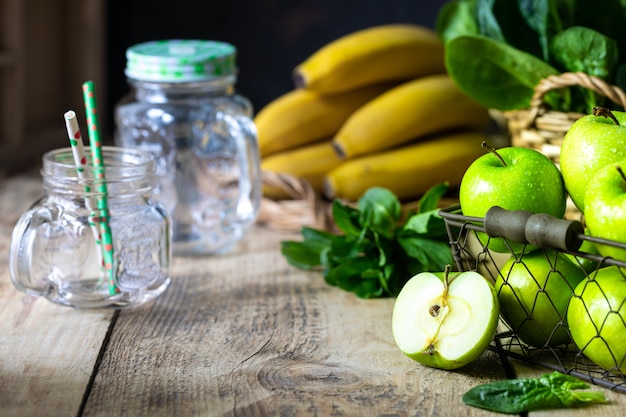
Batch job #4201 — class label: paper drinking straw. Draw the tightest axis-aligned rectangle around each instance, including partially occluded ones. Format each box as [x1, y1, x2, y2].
[64, 110, 106, 282]
[82, 80, 118, 295]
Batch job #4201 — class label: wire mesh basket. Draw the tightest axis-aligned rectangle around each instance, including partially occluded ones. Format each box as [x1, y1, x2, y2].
[439, 205, 626, 393]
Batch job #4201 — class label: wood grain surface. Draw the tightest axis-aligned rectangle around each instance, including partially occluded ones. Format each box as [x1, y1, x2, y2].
[1, 173, 625, 416]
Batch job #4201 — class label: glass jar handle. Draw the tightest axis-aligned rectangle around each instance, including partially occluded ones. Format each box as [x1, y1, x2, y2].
[9, 204, 62, 296]
[220, 110, 262, 227]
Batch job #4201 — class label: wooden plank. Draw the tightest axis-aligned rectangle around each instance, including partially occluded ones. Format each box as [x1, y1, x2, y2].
[82, 225, 508, 416]
[0, 174, 115, 417]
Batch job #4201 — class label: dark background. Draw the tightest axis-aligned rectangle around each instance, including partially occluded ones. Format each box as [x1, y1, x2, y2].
[107, 0, 448, 121]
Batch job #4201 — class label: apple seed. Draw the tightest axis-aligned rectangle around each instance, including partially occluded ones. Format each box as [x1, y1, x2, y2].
[429, 304, 441, 317]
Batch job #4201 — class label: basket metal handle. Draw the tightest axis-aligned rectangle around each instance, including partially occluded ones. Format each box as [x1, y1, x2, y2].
[484, 206, 584, 252]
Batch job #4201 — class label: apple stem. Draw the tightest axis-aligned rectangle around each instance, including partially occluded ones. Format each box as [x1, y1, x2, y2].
[592, 106, 620, 126]
[617, 165, 626, 183]
[443, 264, 451, 294]
[481, 141, 507, 167]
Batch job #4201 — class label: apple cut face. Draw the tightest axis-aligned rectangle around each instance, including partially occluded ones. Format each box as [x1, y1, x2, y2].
[392, 271, 499, 370]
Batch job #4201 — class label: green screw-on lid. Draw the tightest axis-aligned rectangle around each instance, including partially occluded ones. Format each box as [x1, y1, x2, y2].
[125, 39, 237, 82]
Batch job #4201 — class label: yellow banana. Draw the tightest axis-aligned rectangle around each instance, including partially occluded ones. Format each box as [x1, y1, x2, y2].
[262, 140, 342, 200]
[332, 74, 491, 159]
[324, 130, 486, 202]
[254, 82, 395, 157]
[293, 24, 446, 95]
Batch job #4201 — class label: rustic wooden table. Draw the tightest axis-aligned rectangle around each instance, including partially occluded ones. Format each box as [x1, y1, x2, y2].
[1, 173, 625, 416]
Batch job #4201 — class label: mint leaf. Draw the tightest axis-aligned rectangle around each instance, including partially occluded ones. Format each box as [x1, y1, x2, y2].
[280, 240, 324, 269]
[357, 187, 401, 239]
[332, 200, 360, 237]
[280, 184, 455, 298]
[399, 237, 454, 271]
[416, 182, 449, 213]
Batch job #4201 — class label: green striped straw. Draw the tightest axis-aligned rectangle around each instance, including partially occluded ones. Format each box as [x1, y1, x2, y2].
[64, 110, 107, 284]
[82, 80, 117, 295]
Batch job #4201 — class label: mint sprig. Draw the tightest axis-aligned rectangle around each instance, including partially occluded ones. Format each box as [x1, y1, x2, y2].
[280, 183, 454, 298]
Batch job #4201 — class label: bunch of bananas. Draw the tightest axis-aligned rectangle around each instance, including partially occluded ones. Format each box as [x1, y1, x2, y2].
[256, 23, 492, 202]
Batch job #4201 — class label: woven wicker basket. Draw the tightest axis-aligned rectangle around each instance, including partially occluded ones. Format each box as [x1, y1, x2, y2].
[503, 72, 626, 163]
[257, 170, 335, 233]
[499, 72, 626, 219]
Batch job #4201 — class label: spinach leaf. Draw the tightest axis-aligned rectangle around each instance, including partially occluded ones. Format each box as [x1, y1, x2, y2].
[550, 26, 619, 112]
[445, 35, 564, 111]
[517, 0, 563, 61]
[463, 371, 608, 414]
[437, 0, 626, 112]
[551, 26, 618, 80]
[280, 184, 454, 298]
[482, 0, 544, 58]
[435, 0, 479, 44]
[475, 0, 505, 42]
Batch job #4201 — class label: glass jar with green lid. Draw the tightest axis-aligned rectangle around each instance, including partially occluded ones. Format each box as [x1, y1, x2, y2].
[115, 39, 261, 256]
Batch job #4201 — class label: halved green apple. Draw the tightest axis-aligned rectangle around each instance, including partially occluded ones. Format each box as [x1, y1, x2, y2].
[392, 269, 499, 370]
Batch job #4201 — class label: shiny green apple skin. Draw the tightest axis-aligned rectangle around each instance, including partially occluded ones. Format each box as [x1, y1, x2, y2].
[459, 146, 567, 254]
[495, 250, 585, 347]
[584, 160, 626, 262]
[392, 271, 499, 370]
[560, 110, 626, 213]
[567, 266, 626, 373]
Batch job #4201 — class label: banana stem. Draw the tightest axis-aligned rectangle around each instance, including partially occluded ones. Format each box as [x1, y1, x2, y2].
[481, 141, 507, 167]
[593, 106, 620, 126]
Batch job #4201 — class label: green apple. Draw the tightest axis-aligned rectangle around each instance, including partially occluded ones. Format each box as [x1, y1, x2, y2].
[584, 161, 626, 262]
[567, 266, 626, 373]
[392, 269, 499, 370]
[459, 144, 567, 253]
[495, 249, 585, 347]
[560, 107, 626, 213]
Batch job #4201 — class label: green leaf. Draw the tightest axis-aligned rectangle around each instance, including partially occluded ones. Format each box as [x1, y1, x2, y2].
[436, 0, 479, 44]
[402, 210, 448, 239]
[398, 238, 453, 271]
[475, 0, 506, 42]
[281, 227, 336, 269]
[550, 26, 619, 112]
[280, 240, 324, 270]
[463, 372, 608, 414]
[325, 257, 378, 288]
[357, 187, 401, 239]
[300, 226, 336, 244]
[445, 35, 564, 111]
[280, 185, 453, 298]
[551, 26, 618, 80]
[416, 182, 449, 213]
[332, 200, 360, 237]
[517, 0, 563, 61]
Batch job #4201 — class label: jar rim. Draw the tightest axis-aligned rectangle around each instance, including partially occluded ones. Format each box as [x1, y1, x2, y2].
[41, 146, 157, 193]
[43, 146, 154, 170]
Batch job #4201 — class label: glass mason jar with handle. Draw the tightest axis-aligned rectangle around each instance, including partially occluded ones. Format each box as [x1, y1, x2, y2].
[9, 147, 171, 309]
[115, 39, 261, 256]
